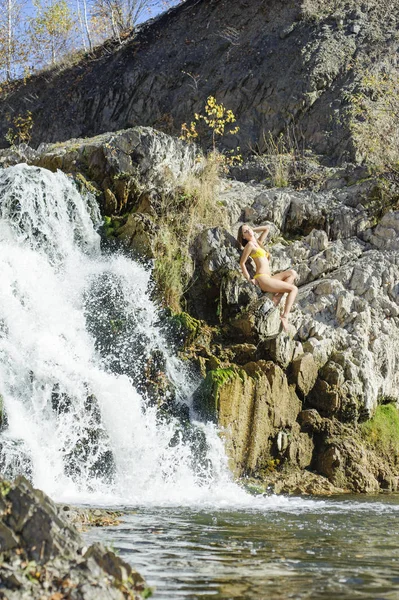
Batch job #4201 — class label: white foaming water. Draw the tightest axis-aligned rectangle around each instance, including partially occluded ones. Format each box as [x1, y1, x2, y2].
[0, 165, 326, 512]
[0, 164, 255, 508]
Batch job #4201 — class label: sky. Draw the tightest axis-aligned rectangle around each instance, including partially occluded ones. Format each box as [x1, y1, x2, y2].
[1, 0, 181, 79]
[21, 0, 181, 23]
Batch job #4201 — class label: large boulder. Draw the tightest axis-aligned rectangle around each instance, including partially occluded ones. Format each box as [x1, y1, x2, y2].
[364, 210, 399, 251]
[25, 127, 196, 215]
[0, 476, 147, 600]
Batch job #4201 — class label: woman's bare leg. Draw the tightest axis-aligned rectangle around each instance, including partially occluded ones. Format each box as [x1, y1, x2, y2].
[256, 274, 298, 332]
[280, 287, 298, 332]
[271, 269, 298, 307]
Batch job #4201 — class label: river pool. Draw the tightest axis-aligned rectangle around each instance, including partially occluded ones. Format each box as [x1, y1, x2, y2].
[84, 494, 399, 600]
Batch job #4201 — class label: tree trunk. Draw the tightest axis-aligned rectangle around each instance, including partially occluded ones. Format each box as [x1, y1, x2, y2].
[76, 0, 87, 51]
[111, 7, 121, 44]
[82, 0, 93, 51]
[6, 0, 12, 80]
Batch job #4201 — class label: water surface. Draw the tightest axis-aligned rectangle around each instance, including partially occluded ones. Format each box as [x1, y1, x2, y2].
[84, 495, 399, 599]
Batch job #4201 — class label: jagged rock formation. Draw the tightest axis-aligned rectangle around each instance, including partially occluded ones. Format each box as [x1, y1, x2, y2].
[213, 176, 399, 415]
[1, 128, 399, 494]
[0, 0, 398, 162]
[0, 476, 147, 600]
[188, 165, 399, 491]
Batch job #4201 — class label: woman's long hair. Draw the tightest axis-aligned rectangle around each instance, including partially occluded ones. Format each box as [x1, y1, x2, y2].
[237, 224, 248, 248]
[237, 225, 265, 249]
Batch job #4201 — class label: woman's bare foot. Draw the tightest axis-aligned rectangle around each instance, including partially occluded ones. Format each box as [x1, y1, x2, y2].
[280, 315, 289, 332]
[272, 293, 283, 306]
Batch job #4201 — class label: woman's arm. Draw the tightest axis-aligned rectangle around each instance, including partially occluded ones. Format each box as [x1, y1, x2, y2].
[240, 243, 255, 283]
[253, 225, 270, 245]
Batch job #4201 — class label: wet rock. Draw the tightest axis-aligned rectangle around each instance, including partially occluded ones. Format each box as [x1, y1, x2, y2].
[51, 383, 72, 414]
[0, 476, 147, 600]
[298, 409, 326, 434]
[188, 227, 243, 320]
[317, 439, 380, 493]
[143, 349, 176, 406]
[116, 212, 158, 257]
[5, 476, 81, 561]
[194, 361, 302, 476]
[0, 393, 6, 429]
[84, 543, 144, 586]
[286, 427, 314, 469]
[32, 127, 196, 215]
[262, 468, 342, 495]
[0, 439, 33, 482]
[225, 343, 258, 365]
[0, 522, 19, 551]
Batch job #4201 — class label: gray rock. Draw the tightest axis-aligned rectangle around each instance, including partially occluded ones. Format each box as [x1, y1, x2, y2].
[291, 353, 318, 396]
[263, 331, 296, 368]
[1, 0, 396, 166]
[0, 476, 147, 600]
[0, 522, 19, 551]
[365, 211, 399, 251]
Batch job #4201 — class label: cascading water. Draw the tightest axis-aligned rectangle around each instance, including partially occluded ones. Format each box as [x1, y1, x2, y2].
[0, 164, 239, 506]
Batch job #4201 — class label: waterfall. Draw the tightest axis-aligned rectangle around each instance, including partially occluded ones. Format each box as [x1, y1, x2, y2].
[0, 164, 239, 506]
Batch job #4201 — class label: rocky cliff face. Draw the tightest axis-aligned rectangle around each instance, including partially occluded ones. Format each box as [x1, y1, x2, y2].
[1, 0, 398, 162]
[189, 165, 399, 492]
[2, 128, 396, 494]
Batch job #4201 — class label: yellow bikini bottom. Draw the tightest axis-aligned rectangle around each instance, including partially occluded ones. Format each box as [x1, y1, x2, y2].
[254, 273, 271, 279]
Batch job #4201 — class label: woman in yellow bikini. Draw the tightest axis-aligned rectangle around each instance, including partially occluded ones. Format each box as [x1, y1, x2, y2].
[237, 224, 298, 332]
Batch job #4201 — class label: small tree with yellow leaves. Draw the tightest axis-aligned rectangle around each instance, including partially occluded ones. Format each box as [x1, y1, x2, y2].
[180, 95, 241, 167]
[5, 110, 33, 146]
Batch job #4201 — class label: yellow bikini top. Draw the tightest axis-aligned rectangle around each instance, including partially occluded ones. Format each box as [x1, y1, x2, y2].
[251, 246, 270, 260]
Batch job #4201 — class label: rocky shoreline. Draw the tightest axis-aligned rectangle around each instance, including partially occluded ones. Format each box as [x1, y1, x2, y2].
[0, 476, 149, 600]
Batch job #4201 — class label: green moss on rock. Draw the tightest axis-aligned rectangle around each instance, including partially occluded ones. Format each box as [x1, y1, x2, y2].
[75, 172, 101, 196]
[193, 367, 242, 422]
[171, 312, 201, 345]
[0, 479, 11, 497]
[102, 215, 124, 239]
[361, 404, 399, 463]
[169, 311, 215, 353]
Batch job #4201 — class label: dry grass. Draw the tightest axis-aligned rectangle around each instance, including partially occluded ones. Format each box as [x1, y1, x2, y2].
[254, 130, 310, 188]
[153, 152, 228, 312]
[301, 0, 396, 21]
[348, 70, 399, 172]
